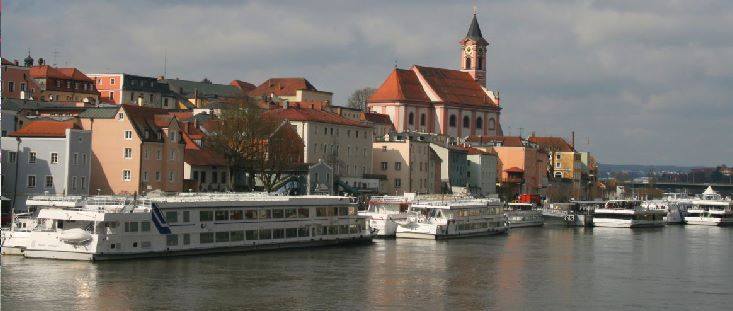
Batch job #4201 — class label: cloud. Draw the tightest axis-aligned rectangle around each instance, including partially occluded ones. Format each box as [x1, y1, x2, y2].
[3, 0, 732, 166]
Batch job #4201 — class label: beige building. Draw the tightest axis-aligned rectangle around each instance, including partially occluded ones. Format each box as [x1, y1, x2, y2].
[372, 135, 434, 195]
[79, 105, 185, 195]
[251, 77, 333, 104]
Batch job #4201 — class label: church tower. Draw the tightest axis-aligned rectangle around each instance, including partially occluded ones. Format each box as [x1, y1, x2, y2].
[459, 11, 489, 87]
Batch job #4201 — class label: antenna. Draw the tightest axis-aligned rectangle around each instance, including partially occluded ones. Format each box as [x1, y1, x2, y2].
[52, 49, 60, 66]
[163, 48, 167, 77]
[473, 1, 478, 15]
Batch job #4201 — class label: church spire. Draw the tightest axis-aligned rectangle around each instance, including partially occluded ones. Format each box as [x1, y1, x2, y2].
[466, 12, 484, 41]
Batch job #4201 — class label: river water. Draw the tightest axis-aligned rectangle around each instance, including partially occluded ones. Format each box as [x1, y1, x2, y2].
[2, 225, 732, 310]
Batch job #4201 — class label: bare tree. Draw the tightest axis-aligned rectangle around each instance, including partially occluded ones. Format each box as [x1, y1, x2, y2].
[347, 87, 376, 111]
[255, 121, 305, 192]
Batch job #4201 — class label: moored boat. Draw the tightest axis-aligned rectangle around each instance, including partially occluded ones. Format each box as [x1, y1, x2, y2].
[358, 195, 413, 238]
[686, 187, 733, 226]
[593, 199, 666, 228]
[395, 198, 507, 239]
[505, 202, 543, 228]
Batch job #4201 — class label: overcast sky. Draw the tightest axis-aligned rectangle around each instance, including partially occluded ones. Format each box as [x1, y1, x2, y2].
[3, 0, 732, 166]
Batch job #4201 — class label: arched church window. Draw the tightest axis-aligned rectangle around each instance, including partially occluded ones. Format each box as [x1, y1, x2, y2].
[488, 118, 496, 130]
[465, 57, 471, 69]
[408, 112, 415, 126]
[449, 115, 456, 127]
[463, 116, 470, 128]
[420, 113, 426, 126]
[478, 58, 483, 70]
[476, 117, 483, 129]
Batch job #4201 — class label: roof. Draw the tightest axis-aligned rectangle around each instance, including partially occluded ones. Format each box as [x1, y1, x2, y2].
[184, 149, 227, 166]
[1, 98, 74, 112]
[362, 112, 394, 126]
[1, 58, 15, 66]
[160, 79, 246, 99]
[267, 107, 370, 128]
[230, 80, 256, 93]
[504, 167, 524, 173]
[528, 136, 574, 152]
[413, 65, 497, 107]
[466, 135, 525, 148]
[78, 107, 120, 119]
[29, 65, 93, 82]
[465, 14, 486, 42]
[10, 120, 80, 137]
[369, 69, 431, 103]
[250, 78, 322, 97]
[455, 144, 493, 155]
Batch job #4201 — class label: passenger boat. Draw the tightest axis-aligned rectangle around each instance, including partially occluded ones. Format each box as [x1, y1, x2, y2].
[0, 193, 372, 261]
[544, 201, 598, 227]
[358, 195, 412, 238]
[504, 202, 543, 228]
[643, 196, 690, 225]
[395, 198, 507, 239]
[592, 199, 666, 228]
[686, 187, 733, 226]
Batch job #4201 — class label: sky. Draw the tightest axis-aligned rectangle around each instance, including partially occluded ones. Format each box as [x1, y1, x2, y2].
[3, 0, 732, 166]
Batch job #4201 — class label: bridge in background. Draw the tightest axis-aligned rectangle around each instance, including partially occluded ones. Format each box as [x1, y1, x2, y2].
[625, 181, 733, 196]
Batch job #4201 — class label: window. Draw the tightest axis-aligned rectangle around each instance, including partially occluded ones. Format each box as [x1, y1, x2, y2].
[124, 148, 133, 159]
[56, 80, 61, 88]
[66, 81, 71, 89]
[165, 211, 178, 223]
[463, 116, 470, 128]
[72, 153, 79, 165]
[200, 233, 214, 244]
[200, 171, 207, 183]
[216, 232, 230, 242]
[124, 130, 133, 140]
[200, 211, 214, 222]
[478, 57, 483, 70]
[29, 152, 37, 164]
[81, 177, 86, 189]
[123, 170, 132, 181]
[556, 154, 561, 160]
[27, 175, 36, 188]
[449, 115, 456, 127]
[50, 152, 59, 164]
[155, 171, 161, 181]
[169, 150, 176, 160]
[143, 171, 148, 182]
[168, 170, 175, 182]
[212, 171, 218, 184]
[395, 178, 402, 188]
[109, 91, 114, 100]
[163, 98, 169, 107]
[71, 176, 77, 190]
[141, 221, 151, 232]
[183, 233, 191, 245]
[144, 148, 149, 160]
[82, 153, 87, 165]
[465, 57, 471, 69]
[156, 150, 162, 160]
[170, 132, 177, 142]
[420, 114, 426, 126]
[9, 152, 16, 163]
[408, 112, 415, 125]
[488, 118, 496, 130]
[183, 211, 190, 222]
[556, 162, 562, 169]
[8, 82, 15, 92]
[110, 78, 116, 85]
[476, 117, 483, 129]
[130, 92, 135, 101]
[20, 82, 26, 92]
[45, 176, 54, 188]
[166, 234, 179, 246]
[118, 113, 124, 120]
[395, 162, 401, 170]
[381, 162, 388, 171]
[124, 222, 139, 232]
[215, 210, 229, 221]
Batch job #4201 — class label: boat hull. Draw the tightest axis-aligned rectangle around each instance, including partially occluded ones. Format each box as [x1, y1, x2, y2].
[685, 218, 733, 226]
[396, 228, 507, 240]
[593, 219, 665, 228]
[507, 221, 544, 228]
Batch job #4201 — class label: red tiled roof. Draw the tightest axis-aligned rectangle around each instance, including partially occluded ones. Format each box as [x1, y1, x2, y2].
[413, 65, 497, 107]
[169, 111, 193, 121]
[505, 167, 524, 173]
[362, 112, 394, 125]
[1, 58, 15, 66]
[267, 107, 370, 128]
[527, 136, 574, 152]
[369, 69, 431, 103]
[466, 135, 525, 147]
[30, 65, 93, 82]
[250, 78, 319, 97]
[121, 105, 178, 142]
[230, 80, 256, 93]
[10, 120, 80, 137]
[184, 149, 227, 166]
[455, 144, 492, 155]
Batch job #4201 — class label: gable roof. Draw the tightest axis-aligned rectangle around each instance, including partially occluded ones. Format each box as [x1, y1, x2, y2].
[528, 136, 574, 152]
[413, 65, 497, 107]
[250, 78, 322, 97]
[466, 135, 525, 148]
[1, 98, 73, 112]
[369, 69, 431, 103]
[267, 107, 370, 128]
[78, 107, 120, 119]
[10, 120, 80, 137]
[160, 79, 246, 99]
[230, 80, 256, 93]
[362, 112, 394, 126]
[30, 65, 93, 82]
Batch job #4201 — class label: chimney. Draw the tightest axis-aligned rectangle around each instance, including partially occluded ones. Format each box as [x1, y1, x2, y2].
[38, 58, 45, 66]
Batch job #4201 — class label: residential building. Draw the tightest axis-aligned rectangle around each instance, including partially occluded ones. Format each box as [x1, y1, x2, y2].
[363, 112, 396, 139]
[160, 78, 247, 109]
[78, 105, 185, 195]
[264, 106, 374, 189]
[429, 141, 469, 193]
[1, 57, 42, 100]
[179, 120, 229, 192]
[457, 144, 498, 196]
[368, 12, 502, 138]
[27, 58, 100, 103]
[372, 134, 433, 195]
[1, 99, 89, 137]
[250, 77, 333, 104]
[1, 120, 91, 211]
[88, 73, 176, 108]
[467, 136, 548, 200]
[527, 136, 581, 180]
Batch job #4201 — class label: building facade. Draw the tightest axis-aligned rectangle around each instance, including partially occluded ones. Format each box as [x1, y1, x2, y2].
[89, 73, 174, 108]
[372, 135, 433, 195]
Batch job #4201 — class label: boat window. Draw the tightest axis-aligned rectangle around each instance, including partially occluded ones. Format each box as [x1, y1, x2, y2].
[338, 207, 349, 216]
[258, 209, 271, 219]
[57, 220, 64, 229]
[230, 210, 244, 220]
[272, 209, 285, 219]
[231, 231, 244, 241]
[183, 234, 190, 245]
[200, 211, 214, 222]
[328, 225, 339, 235]
[245, 230, 258, 240]
[245, 209, 257, 219]
[133, 242, 138, 248]
[349, 224, 358, 234]
[165, 211, 178, 223]
[259, 229, 272, 239]
[200, 232, 214, 243]
[317, 207, 337, 217]
[286, 228, 298, 238]
[183, 211, 190, 223]
[166, 234, 178, 246]
[285, 208, 298, 218]
[124, 222, 138, 232]
[140, 221, 151, 232]
[298, 227, 309, 237]
[298, 208, 309, 218]
[340, 225, 349, 234]
[215, 210, 229, 221]
[215, 232, 230, 242]
[273, 229, 285, 239]
[348, 207, 357, 215]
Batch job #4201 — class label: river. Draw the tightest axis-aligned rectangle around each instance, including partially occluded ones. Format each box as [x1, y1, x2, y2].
[2, 225, 732, 310]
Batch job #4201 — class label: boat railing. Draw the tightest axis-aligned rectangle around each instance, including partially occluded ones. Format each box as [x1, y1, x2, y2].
[151, 193, 296, 203]
[368, 196, 411, 203]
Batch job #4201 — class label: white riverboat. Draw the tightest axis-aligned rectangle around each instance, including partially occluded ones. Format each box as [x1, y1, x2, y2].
[505, 202, 544, 228]
[686, 187, 733, 226]
[593, 199, 666, 228]
[395, 199, 507, 239]
[643, 194, 691, 225]
[544, 201, 599, 227]
[0, 193, 372, 261]
[358, 195, 413, 238]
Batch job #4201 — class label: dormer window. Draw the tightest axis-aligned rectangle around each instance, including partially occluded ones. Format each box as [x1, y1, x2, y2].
[117, 113, 124, 120]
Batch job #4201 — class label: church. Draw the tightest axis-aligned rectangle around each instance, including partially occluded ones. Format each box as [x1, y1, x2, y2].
[367, 12, 503, 138]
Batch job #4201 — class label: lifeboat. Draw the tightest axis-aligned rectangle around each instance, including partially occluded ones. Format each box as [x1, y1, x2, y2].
[58, 228, 92, 243]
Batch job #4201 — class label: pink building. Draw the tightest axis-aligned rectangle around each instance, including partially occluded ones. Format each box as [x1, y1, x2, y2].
[1, 57, 42, 100]
[368, 12, 502, 138]
[79, 105, 185, 195]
